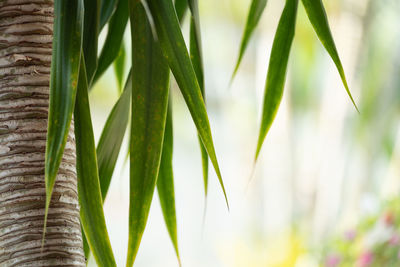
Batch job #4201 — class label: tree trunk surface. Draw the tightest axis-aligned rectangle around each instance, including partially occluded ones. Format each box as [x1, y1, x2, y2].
[0, 0, 85, 266]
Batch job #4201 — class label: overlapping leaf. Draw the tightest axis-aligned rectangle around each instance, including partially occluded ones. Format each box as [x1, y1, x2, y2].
[83, 0, 100, 85]
[100, 0, 118, 30]
[44, 0, 84, 234]
[114, 42, 127, 93]
[301, 0, 358, 111]
[94, 0, 129, 84]
[156, 101, 180, 264]
[74, 60, 117, 267]
[255, 0, 299, 160]
[232, 0, 268, 79]
[188, 0, 209, 198]
[175, 0, 188, 22]
[147, 0, 229, 208]
[97, 72, 132, 200]
[126, 3, 171, 266]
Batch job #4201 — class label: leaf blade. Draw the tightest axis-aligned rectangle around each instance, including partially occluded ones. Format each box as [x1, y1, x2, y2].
[301, 0, 358, 112]
[94, 0, 129, 85]
[255, 0, 299, 160]
[188, 0, 209, 197]
[44, 0, 84, 233]
[232, 0, 268, 79]
[97, 71, 132, 200]
[126, 3, 171, 266]
[147, 0, 229, 209]
[83, 0, 100, 85]
[156, 100, 180, 264]
[74, 59, 117, 267]
[100, 0, 118, 31]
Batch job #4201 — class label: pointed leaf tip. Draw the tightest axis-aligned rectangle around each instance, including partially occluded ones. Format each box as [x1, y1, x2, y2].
[301, 0, 358, 112]
[255, 0, 298, 162]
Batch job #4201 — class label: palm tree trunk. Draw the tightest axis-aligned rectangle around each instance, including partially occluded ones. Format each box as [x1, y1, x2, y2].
[0, 0, 85, 265]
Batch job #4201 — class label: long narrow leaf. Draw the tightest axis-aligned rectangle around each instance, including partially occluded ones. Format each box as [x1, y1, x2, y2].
[100, 0, 118, 31]
[97, 71, 132, 200]
[83, 0, 100, 85]
[147, 0, 229, 208]
[255, 0, 298, 161]
[157, 100, 180, 264]
[94, 0, 129, 84]
[126, 3, 171, 266]
[74, 59, 117, 267]
[301, 0, 358, 112]
[44, 0, 84, 234]
[188, 0, 209, 198]
[232, 0, 268, 80]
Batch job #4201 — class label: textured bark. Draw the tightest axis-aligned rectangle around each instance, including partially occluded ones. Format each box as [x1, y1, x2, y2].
[0, 0, 85, 266]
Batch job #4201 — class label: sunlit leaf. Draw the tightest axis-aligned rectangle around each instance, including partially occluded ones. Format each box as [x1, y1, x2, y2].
[301, 0, 358, 112]
[188, 0, 209, 197]
[74, 59, 117, 267]
[232, 0, 268, 80]
[83, 0, 100, 85]
[94, 0, 129, 85]
[114, 42, 127, 93]
[44, 0, 84, 235]
[157, 100, 181, 264]
[97, 71, 132, 200]
[100, 0, 118, 30]
[147, 0, 229, 208]
[126, 3, 170, 266]
[255, 0, 299, 161]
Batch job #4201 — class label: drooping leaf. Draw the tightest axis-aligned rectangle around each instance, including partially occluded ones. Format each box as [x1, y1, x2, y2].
[44, 0, 84, 234]
[301, 0, 358, 112]
[188, 0, 209, 197]
[114, 41, 127, 93]
[97, 71, 132, 200]
[83, 0, 100, 85]
[157, 100, 180, 264]
[232, 0, 268, 80]
[147, 0, 229, 208]
[100, 0, 118, 31]
[74, 59, 117, 267]
[126, 3, 171, 266]
[175, 0, 188, 22]
[94, 0, 129, 85]
[255, 0, 299, 161]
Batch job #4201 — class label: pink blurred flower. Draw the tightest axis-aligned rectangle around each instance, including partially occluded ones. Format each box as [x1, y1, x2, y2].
[344, 229, 357, 241]
[358, 251, 373, 267]
[325, 253, 341, 267]
[389, 233, 400, 246]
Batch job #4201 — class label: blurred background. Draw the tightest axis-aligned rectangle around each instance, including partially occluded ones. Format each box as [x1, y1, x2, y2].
[89, 0, 400, 266]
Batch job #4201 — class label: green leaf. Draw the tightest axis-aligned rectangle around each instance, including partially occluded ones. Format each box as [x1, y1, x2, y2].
[255, 0, 298, 161]
[100, 0, 118, 30]
[232, 0, 268, 80]
[74, 59, 117, 267]
[83, 0, 100, 85]
[301, 0, 358, 112]
[97, 71, 132, 200]
[126, 3, 171, 266]
[44, 0, 84, 236]
[114, 42, 127, 93]
[147, 0, 229, 209]
[156, 100, 181, 264]
[94, 0, 129, 85]
[175, 0, 188, 22]
[188, 0, 209, 197]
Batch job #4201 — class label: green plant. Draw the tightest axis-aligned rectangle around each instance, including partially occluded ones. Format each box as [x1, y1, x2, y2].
[0, 0, 357, 266]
